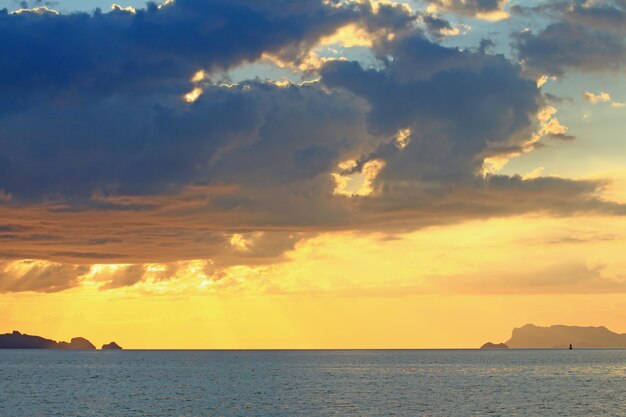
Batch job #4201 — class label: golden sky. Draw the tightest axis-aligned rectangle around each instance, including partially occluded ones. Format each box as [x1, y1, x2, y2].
[2, 0, 626, 348]
[4, 213, 626, 348]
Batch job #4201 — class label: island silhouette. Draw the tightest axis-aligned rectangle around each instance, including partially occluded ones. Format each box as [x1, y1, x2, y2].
[482, 324, 626, 349]
[102, 341, 123, 350]
[480, 342, 509, 349]
[0, 331, 122, 350]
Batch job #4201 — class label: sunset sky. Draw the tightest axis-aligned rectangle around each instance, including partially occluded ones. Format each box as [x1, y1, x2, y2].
[1, 0, 626, 348]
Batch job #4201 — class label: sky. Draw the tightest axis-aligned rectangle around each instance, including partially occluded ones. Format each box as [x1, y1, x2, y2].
[1, 0, 626, 348]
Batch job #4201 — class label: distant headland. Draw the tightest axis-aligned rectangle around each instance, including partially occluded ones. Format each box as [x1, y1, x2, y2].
[0, 331, 122, 350]
[102, 341, 123, 350]
[480, 342, 509, 349]
[482, 324, 626, 349]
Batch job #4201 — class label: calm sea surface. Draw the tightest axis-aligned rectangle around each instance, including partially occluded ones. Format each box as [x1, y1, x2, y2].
[1, 349, 625, 416]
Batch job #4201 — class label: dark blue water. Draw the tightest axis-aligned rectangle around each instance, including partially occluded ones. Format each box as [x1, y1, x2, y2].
[1, 349, 625, 416]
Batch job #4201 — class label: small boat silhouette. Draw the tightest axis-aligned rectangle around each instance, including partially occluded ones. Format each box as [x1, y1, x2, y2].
[569, 344, 573, 350]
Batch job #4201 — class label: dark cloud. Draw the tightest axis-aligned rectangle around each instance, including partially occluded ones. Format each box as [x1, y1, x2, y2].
[349, 175, 624, 234]
[514, 0, 626, 76]
[543, 93, 571, 105]
[321, 33, 542, 181]
[0, 0, 414, 199]
[422, 14, 455, 39]
[0, 0, 413, 112]
[478, 38, 496, 53]
[0, 260, 89, 293]
[561, 0, 626, 32]
[547, 132, 576, 141]
[0, 82, 375, 199]
[425, 0, 507, 18]
[98, 264, 146, 289]
[515, 22, 626, 77]
[0, 1, 623, 293]
[50, 251, 129, 259]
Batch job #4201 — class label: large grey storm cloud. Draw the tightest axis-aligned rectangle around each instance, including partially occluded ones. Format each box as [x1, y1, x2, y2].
[0, 0, 623, 292]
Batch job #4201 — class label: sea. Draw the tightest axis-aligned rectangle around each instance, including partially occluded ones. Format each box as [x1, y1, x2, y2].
[1, 349, 625, 416]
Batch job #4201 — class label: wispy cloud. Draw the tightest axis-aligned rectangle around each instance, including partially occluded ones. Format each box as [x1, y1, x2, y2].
[584, 91, 625, 108]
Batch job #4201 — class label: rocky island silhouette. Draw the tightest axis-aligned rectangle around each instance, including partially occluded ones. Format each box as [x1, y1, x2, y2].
[480, 342, 509, 349]
[482, 324, 626, 349]
[0, 331, 122, 350]
[102, 341, 123, 350]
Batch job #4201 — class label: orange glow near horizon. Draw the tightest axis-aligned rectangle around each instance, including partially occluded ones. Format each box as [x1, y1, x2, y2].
[3, 213, 626, 348]
[3, 291, 626, 349]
